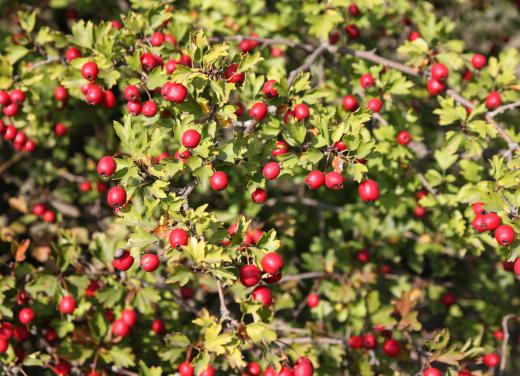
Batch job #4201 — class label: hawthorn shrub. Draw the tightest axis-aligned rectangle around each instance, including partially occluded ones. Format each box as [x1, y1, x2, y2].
[1, 1, 520, 375]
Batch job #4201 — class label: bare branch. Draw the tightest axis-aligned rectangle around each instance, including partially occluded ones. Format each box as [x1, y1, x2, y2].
[499, 314, 518, 374]
[288, 44, 329, 86]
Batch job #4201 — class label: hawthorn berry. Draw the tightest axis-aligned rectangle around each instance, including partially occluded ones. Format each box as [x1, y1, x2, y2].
[441, 292, 456, 306]
[102, 90, 116, 109]
[200, 366, 215, 376]
[472, 202, 485, 215]
[471, 53, 487, 69]
[127, 101, 142, 115]
[121, 308, 137, 326]
[112, 249, 134, 271]
[472, 214, 486, 233]
[224, 64, 245, 84]
[54, 123, 68, 137]
[264, 270, 282, 284]
[0, 90, 9, 105]
[397, 130, 412, 145]
[360, 73, 375, 89]
[175, 149, 191, 162]
[97, 156, 117, 177]
[252, 286, 273, 306]
[262, 79, 278, 97]
[85, 85, 104, 105]
[333, 140, 348, 151]
[10, 89, 25, 105]
[431, 63, 449, 81]
[363, 332, 377, 349]
[59, 296, 77, 315]
[169, 228, 189, 248]
[264, 367, 277, 376]
[4, 124, 17, 140]
[493, 329, 504, 341]
[348, 335, 363, 348]
[3, 102, 19, 117]
[249, 102, 268, 121]
[251, 188, 267, 203]
[42, 210, 56, 223]
[345, 24, 360, 39]
[81, 61, 99, 81]
[408, 30, 421, 41]
[54, 86, 68, 102]
[210, 171, 229, 191]
[427, 79, 445, 95]
[358, 179, 380, 201]
[181, 129, 201, 148]
[423, 368, 441, 376]
[278, 367, 293, 376]
[272, 140, 288, 157]
[107, 186, 127, 208]
[342, 95, 359, 111]
[306, 170, 325, 189]
[112, 319, 130, 337]
[382, 339, 400, 357]
[329, 31, 340, 45]
[125, 85, 140, 101]
[483, 353, 500, 368]
[414, 206, 426, 218]
[485, 91, 501, 110]
[294, 103, 310, 121]
[142, 100, 158, 117]
[151, 319, 165, 335]
[165, 83, 188, 102]
[247, 362, 262, 376]
[0, 337, 8, 353]
[263, 162, 281, 180]
[235, 102, 245, 117]
[367, 98, 383, 112]
[240, 264, 261, 287]
[65, 47, 81, 62]
[348, 4, 360, 16]
[514, 258, 520, 276]
[481, 213, 501, 231]
[306, 293, 319, 308]
[140, 253, 160, 272]
[18, 307, 35, 324]
[356, 248, 369, 263]
[325, 172, 344, 190]
[111, 20, 123, 29]
[293, 356, 314, 376]
[495, 224, 514, 246]
[150, 31, 165, 46]
[33, 203, 47, 216]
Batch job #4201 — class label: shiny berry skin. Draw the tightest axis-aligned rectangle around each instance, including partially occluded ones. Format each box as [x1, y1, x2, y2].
[3, 124, 17, 140]
[111, 319, 130, 337]
[13, 131, 26, 146]
[33, 203, 47, 216]
[164, 33, 176, 45]
[481, 213, 501, 231]
[59, 296, 77, 315]
[495, 224, 515, 246]
[441, 292, 456, 306]
[13, 325, 29, 341]
[358, 179, 379, 201]
[305, 170, 325, 189]
[485, 91, 501, 110]
[271, 47, 283, 57]
[333, 140, 348, 151]
[264, 368, 277, 376]
[514, 258, 520, 275]
[345, 24, 360, 39]
[107, 186, 127, 208]
[141, 53, 158, 71]
[382, 339, 400, 357]
[247, 362, 261, 376]
[224, 64, 245, 84]
[42, 210, 56, 223]
[431, 63, 449, 81]
[210, 171, 229, 191]
[166, 83, 188, 102]
[121, 308, 137, 326]
[463, 69, 472, 81]
[249, 102, 268, 121]
[472, 202, 485, 215]
[102, 90, 116, 108]
[151, 319, 165, 335]
[306, 293, 319, 308]
[252, 286, 273, 306]
[53, 360, 71, 376]
[293, 357, 314, 376]
[397, 130, 412, 145]
[414, 206, 426, 218]
[367, 98, 383, 112]
[348, 335, 363, 348]
[81, 61, 99, 81]
[97, 156, 117, 177]
[408, 31, 421, 41]
[150, 31, 164, 46]
[472, 214, 486, 233]
[325, 172, 344, 190]
[272, 140, 288, 157]
[235, 102, 244, 117]
[427, 79, 445, 95]
[175, 149, 191, 162]
[3, 102, 19, 117]
[0, 90, 9, 105]
[18, 308, 35, 324]
[262, 79, 278, 97]
[111, 20, 123, 29]
[54, 123, 68, 137]
[348, 4, 360, 16]
[240, 264, 261, 287]
[328, 31, 340, 45]
[181, 129, 201, 148]
[126, 101, 142, 115]
[493, 329, 504, 341]
[112, 250, 134, 271]
[263, 162, 281, 180]
[294, 104, 310, 121]
[261, 252, 284, 274]
[85, 85, 104, 105]
[342, 95, 359, 111]
[54, 86, 68, 101]
[124, 85, 140, 101]
[471, 54, 487, 69]
[357, 248, 369, 263]
[140, 253, 160, 272]
[363, 333, 377, 349]
[23, 139, 37, 152]
[360, 73, 375, 89]
[65, 47, 81, 62]
[169, 228, 189, 248]
[0, 337, 8, 353]
[142, 100, 158, 117]
[10, 89, 25, 105]
[251, 188, 267, 203]
[483, 353, 500, 368]
[423, 368, 441, 376]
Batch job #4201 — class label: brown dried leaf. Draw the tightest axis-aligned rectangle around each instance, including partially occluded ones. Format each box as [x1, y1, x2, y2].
[31, 246, 51, 262]
[8, 196, 28, 213]
[15, 239, 30, 262]
[332, 156, 344, 173]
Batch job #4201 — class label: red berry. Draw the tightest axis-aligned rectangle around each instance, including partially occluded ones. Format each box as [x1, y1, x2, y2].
[514, 258, 520, 275]
[382, 339, 400, 357]
[306, 293, 319, 308]
[325, 171, 344, 190]
[121, 308, 137, 326]
[483, 353, 500, 368]
[178, 362, 195, 376]
[333, 140, 348, 151]
[247, 362, 261, 376]
[182, 129, 201, 148]
[111, 319, 130, 337]
[328, 31, 340, 45]
[360, 73, 375, 89]
[0, 90, 10, 105]
[495, 224, 515, 246]
[357, 248, 369, 263]
[342, 95, 359, 111]
[141, 53, 159, 71]
[235, 102, 245, 117]
[363, 333, 377, 349]
[423, 368, 441, 376]
[175, 149, 191, 162]
[97, 156, 117, 177]
[427, 79, 445, 95]
[166, 83, 188, 102]
[294, 104, 310, 121]
[79, 181, 91, 192]
[485, 91, 501, 110]
[396, 130, 412, 145]
[150, 31, 164, 46]
[249, 102, 268, 121]
[264, 270, 282, 284]
[151, 319, 165, 335]
[111, 20, 123, 30]
[472, 202, 485, 215]
[367, 98, 383, 112]
[142, 100, 158, 117]
[127, 101, 142, 115]
[54, 123, 68, 137]
[33, 203, 47, 216]
[125, 85, 140, 102]
[261, 252, 284, 274]
[164, 34, 176, 45]
[81, 61, 99, 81]
[23, 139, 37, 152]
[18, 308, 35, 324]
[441, 292, 456, 306]
[59, 296, 76, 315]
[224, 64, 245, 84]
[169, 228, 189, 248]
[240, 264, 261, 287]
[53, 360, 71, 376]
[482, 213, 501, 231]
[210, 171, 229, 191]
[180, 286, 194, 299]
[472, 214, 486, 233]
[140, 253, 160, 272]
[278, 367, 293, 376]
[0, 337, 8, 353]
[107, 186, 126, 208]
[463, 69, 472, 81]
[358, 179, 379, 201]
[263, 79, 278, 97]
[408, 31, 421, 41]
[113, 250, 134, 271]
[10, 89, 25, 105]
[345, 24, 360, 39]
[493, 329, 504, 341]
[348, 4, 360, 16]
[251, 188, 267, 203]
[65, 47, 81, 62]
[3, 102, 19, 117]
[431, 63, 449, 81]
[3, 124, 17, 140]
[471, 54, 487, 69]
[42, 210, 56, 223]
[54, 86, 68, 101]
[272, 140, 288, 157]
[13, 131, 26, 146]
[102, 90, 116, 108]
[305, 170, 325, 189]
[85, 85, 104, 105]
[414, 206, 426, 218]
[263, 162, 281, 180]
[271, 47, 283, 57]
[293, 357, 314, 376]
[348, 335, 363, 348]
[252, 286, 272, 306]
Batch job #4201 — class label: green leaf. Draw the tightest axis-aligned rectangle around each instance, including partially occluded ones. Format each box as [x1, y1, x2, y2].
[246, 322, 277, 344]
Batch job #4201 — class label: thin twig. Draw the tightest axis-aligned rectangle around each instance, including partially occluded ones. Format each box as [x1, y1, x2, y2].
[215, 279, 239, 327]
[499, 314, 517, 374]
[417, 173, 438, 198]
[287, 44, 329, 86]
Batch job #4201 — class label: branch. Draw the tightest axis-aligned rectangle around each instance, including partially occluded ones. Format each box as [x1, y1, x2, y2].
[488, 101, 520, 118]
[287, 44, 329, 86]
[215, 279, 239, 327]
[499, 314, 518, 374]
[417, 173, 438, 198]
